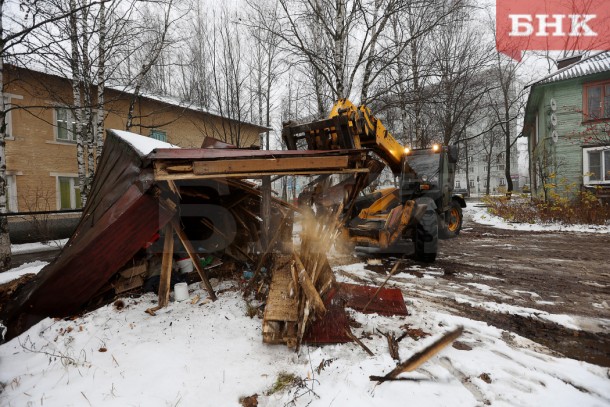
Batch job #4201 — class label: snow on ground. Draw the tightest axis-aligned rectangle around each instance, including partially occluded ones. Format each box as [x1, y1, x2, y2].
[0, 261, 47, 285]
[466, 203, 610, 234]
[1, 207, 609, 405]
[1, 267, 609, 406]
[11, 239, 67, 255]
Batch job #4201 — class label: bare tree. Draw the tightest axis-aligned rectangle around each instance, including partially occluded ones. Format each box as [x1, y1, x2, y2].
[274, 0, 410, 102]
[246, 0, 284, 149]
[123, 0, 178, 131]
[0, 0, 101, 270]
[429, 4, 495, 147]
[485, 57, 526, 194]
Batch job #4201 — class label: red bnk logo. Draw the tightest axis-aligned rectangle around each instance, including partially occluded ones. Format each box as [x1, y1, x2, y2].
[496, 0, 610, 61]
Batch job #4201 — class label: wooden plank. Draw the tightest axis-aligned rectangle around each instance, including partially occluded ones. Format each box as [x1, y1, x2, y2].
[155, 168, 369, 181]
[261, 176, 272, 247]
[114, 275, 145, 294]
[157, 223, 174, 308]
[171, 219, 217, 301]
[119, 263, 147, 279]
[264, 264, 299, 322]
[293, 253, 326, 317]
[193, 156, 349, 175]
[370, 327, 464, 383]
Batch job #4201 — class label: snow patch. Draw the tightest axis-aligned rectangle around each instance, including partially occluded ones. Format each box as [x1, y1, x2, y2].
[112, 129, 180, 155]
[466, 204, 610, 234]
[0, 261, 47, 284]
[11, 239, 67, 255]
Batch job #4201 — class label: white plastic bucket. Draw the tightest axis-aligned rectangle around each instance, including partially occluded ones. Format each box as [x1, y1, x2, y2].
[176, 258, 194, 274]
[174, 282, 189, 302]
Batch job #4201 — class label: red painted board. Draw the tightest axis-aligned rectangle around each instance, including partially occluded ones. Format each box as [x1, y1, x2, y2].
[303, 286, 351, 344]
[337, 282, 408, 316]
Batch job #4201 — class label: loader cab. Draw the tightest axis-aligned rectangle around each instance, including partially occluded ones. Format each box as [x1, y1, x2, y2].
[399, 145, 453, 204]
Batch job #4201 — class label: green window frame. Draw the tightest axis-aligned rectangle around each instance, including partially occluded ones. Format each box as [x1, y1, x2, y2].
[150, 129, 167, 142]
[58, 177, 82, 209]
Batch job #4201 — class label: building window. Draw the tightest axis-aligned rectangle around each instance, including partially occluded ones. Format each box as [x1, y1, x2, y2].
[58, 176, 82, 209]
[499, 178, 506, 186]
[150, 129, 167, 142]
[583, 147, 610, 184]
[584, 81, 610, 120]
[56, 108, 77, 142]
[497, 164, 505, 171]
[455, 181, 461, 188]
[6, 175, 17, 212]
[468, 156, 474, 163]
[469, 180, 475, 188]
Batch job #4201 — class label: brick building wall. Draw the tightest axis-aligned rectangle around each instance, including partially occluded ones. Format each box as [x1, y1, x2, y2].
[4, 65, 266, 213]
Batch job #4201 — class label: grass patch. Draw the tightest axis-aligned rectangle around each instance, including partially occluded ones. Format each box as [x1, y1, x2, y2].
[267, 372, 299, 395]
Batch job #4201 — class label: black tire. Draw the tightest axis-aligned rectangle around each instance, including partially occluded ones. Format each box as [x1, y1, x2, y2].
[439, 200, 463, 239]
[414, 209, 438, 263]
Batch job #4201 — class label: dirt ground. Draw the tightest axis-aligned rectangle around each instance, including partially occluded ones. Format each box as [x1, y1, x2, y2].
[337, 205, 610, 368]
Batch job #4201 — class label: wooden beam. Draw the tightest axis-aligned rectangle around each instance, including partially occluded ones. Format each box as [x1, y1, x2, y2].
[293, 252, 326, 317]
[193, 156, 349, 175]
[154, 167, 369, 181]
[261, 176, 272, 248]
[370, 327, 464, 383]
[171, 219, 217, 301]
[158, 222, 174, 308]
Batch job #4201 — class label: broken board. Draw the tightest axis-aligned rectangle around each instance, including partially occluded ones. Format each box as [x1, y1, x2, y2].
[262, 256, 298, 347]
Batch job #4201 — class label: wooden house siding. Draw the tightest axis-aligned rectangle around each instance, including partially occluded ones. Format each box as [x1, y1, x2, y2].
[526, 71, 610, 199]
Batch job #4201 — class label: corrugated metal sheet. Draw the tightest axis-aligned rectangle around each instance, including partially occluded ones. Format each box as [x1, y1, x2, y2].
[532, 51, 610, 86]
[2, 130, 176, 338]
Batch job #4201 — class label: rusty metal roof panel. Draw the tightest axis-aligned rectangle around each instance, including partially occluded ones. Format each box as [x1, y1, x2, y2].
[3, 130, 176, 338]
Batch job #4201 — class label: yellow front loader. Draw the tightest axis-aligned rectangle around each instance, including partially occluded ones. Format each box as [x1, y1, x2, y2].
[282, 99, 465, 262]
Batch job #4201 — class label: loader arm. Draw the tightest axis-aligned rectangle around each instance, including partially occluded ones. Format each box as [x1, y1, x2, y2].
[283, 98, 414, 176]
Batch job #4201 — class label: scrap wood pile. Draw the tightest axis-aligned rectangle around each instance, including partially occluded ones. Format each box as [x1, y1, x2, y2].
[262, 206, 341, 349]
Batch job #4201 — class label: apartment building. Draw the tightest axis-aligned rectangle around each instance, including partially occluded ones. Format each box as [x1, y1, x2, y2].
[4, 65, 268, 214]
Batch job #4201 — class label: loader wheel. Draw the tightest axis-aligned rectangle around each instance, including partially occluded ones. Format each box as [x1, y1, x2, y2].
[414, 209, 438, 263]
[439, 200, 463, 238]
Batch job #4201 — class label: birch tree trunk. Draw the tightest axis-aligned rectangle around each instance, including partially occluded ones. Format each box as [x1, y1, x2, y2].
[96, 0, 105, 165]
[80, 0, 95, 199]
[333, 0, 346, 99]
[69, 0, 86, 207]
[359, 0, 392, 103]
[0, 20, 11, 270]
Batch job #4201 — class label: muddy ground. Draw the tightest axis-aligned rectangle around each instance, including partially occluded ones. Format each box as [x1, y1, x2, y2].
[337, 205, 610, 368]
